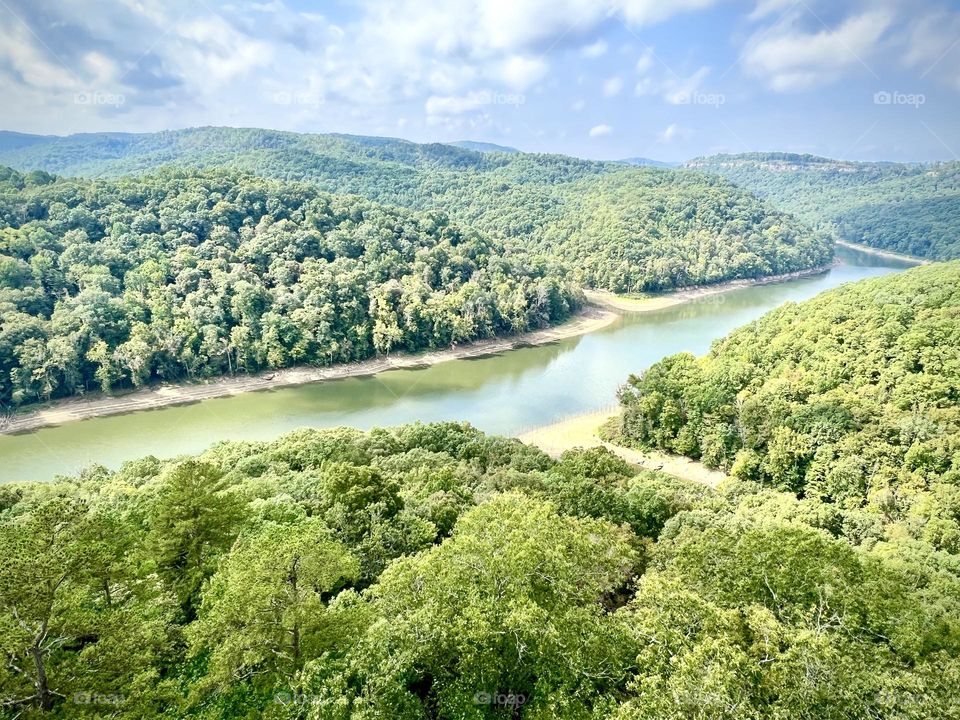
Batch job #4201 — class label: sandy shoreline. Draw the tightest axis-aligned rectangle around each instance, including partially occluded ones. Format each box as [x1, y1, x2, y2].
[583, 262, 835, 313]
[834, 239, 929, 265]
[1, 261, 844, 436]
[516, 408, 727, 487]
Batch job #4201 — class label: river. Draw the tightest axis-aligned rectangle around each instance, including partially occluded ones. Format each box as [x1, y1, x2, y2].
[0, 245, 915, 483]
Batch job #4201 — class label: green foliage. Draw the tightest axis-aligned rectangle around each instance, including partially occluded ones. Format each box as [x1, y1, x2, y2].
[616, 261, 960, 518]
[0, 128, 832, 295]
[146, 460, 246, 617]
[313, 493, 638, 719]
[188, 519, 358, 695]
[2, 421, 958, 718]
[4, 133, 959, 720]
[0, 167, 581, 407]
[0, 497, 176, 717]
[615, 494, 960, 720]
[687, 153, 960, 260]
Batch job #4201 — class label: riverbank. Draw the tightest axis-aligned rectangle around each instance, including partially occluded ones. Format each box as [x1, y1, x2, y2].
[1, 306, 619, 436]
[835, 239, 929, 265]
[0, 260, 843, 436]
[584, 262, 836, 313]
[516, 408, 727, 488]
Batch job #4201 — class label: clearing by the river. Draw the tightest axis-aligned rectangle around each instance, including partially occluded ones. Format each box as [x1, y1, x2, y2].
[517, 408, 728, 488]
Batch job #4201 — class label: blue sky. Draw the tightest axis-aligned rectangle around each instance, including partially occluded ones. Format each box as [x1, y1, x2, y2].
[1, 0, 959, 162]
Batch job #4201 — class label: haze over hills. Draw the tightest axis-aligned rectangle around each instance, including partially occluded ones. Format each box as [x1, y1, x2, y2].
[0, 131, 59, 153]
[0, 127, 832, 293]
[686, 152, 960, 261]
[617, 157, 680, 169]
[447, 140, 520, 154]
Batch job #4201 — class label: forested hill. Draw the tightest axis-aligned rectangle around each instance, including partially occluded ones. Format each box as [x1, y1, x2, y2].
[614, 261, 960, 520]
[686, 152, 960, 260]
[0, 128, 833, 292]
[0, 166, 581, 408]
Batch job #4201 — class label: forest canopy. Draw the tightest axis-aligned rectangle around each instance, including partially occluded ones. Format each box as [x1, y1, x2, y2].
[0, 166, 581, 407]
[686, 153, 960, 260]
[614, 261, 960, 528]
[0, 129, 834, 293]
[2, 421, 958, 719]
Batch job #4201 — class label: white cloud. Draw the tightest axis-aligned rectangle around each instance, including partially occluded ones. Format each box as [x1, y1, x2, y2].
[580, 40, 608, 59]
[497, 55, 549, 90]
[743, 9, 892, 91]
[634, 77, 656, 95]
[632, 64, 713, 105]
[630, 45, 717, 106]
[620, 0, 719, 26]
[635, 48, 654, 74]
[659, 122, 687, 142]
[339, 0, 723, 108]
[603, 76, 623, 97]
[571, 98, 586, 111]
[0, 25, 76, 90]
[358, 0, 720, 60]
[664, 66, 711, 104]
[900, 10, 960, 90]
[589, 123, 612, 137]
[81, 52, 122, 86]
[748, 0, 796, 21]
[425, 91, 493, 115]
[177, 16, 274, 84]
[0, 0, 730, 135]
[428, 66, 478, 94]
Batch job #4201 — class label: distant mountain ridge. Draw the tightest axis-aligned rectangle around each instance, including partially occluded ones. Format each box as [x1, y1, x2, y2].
[685, 152, 923, 174]
[685, 152, 960, 260]
[0, 127, 495, 177]
[448, 140, 520, 153]
[617, 157, 679, 169]
[0, 130, 60, 152]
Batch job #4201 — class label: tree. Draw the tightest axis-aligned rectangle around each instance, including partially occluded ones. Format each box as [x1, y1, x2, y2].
[317, 493, 639, 718]
[0, 499, 92, 711]
[189, 519, 358, 697]
[145, 460, 246, 617]
[0, 498, 174, 716]
[0, 167, 584, 408]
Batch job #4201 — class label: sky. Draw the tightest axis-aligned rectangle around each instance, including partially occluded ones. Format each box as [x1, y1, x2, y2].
[1, 0, 959, 162]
